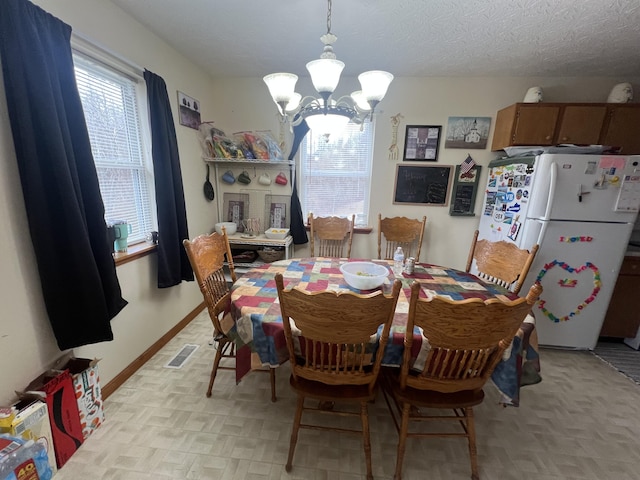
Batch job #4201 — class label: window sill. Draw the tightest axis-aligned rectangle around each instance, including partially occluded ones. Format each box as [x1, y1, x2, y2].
[304, 225, 372, 234]
[114, 242, 157, 266]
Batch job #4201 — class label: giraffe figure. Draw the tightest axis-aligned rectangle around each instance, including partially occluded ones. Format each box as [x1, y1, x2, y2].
[388, 113, 404, 160]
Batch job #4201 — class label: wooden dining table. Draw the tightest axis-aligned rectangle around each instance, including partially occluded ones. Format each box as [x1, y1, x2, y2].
[226, 257, 541, 406]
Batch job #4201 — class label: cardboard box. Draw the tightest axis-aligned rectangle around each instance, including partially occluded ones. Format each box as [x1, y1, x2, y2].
[21, 369, 84, 468]
[60, 357, 104, 440]
[0, 399, 57, 475]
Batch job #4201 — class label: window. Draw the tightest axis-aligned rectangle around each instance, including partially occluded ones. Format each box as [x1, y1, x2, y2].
[299, 120, 375, 225]
[73, 53, 155, 245]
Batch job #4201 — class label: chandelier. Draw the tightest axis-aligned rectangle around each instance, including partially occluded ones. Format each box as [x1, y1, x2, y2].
[263, 0, 393, 136]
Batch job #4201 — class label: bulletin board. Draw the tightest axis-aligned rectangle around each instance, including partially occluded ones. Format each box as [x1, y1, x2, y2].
[449, 165, 482, 216]
[393, 164, 453, 206]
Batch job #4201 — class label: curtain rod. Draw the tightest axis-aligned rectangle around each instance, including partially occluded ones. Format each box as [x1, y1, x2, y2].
[71, 30, 145, 78]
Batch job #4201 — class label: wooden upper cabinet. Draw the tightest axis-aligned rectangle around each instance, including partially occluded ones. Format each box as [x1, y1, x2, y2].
[601, 105, 640, 155]
[556, 105, 607, 144]
[492, 102, 640, 154]
[491, 104, 559, 150]
[512, 105, 560, 146]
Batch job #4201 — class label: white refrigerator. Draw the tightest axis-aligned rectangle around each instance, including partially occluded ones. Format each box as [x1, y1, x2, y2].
[475, 154, 640, 349]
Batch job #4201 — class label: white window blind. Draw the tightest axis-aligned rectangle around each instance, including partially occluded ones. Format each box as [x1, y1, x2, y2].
[73, 54, 155, 245]
[300, 120, 374, 225]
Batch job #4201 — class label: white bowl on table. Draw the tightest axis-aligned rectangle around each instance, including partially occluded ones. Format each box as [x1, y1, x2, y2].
[264, 228, 290, 240]
[214, 222, 237, 235]
[340, 261, 390, 290]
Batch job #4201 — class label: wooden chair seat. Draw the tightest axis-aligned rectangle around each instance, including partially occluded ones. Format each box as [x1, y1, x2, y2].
[378, 214, 427, 262]
[289, 376, 375, 402]
[382, 281, 542, 480]
[309, 213, 355, 258]
[383, 369, 485, 408]
[183, 229, 276, 401]
[276, 272, 402, 480]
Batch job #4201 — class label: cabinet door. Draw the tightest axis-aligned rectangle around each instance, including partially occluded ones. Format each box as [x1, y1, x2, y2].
[600, 257, 640, 338]
[601, 106, 640, 154]
[512, 105, 560, 146]
[556, 105, 607, 144]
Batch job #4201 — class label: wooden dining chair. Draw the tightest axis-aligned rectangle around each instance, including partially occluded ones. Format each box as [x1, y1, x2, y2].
[382, 281, 542, 480]
[183, 229, 276, 401]
[309, 213, 355, 258]
[378, 214, 427, 262]
[465, 230, 540, 294]
[275, 273, 402, 480]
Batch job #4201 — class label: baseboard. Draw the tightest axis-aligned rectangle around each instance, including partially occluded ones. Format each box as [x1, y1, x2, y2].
[101, 302, 206, 399]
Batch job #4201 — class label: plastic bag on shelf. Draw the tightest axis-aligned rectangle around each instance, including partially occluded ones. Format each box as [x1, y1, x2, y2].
[198, 122, 223, 157]
[232, 132, 256, 159]
[212, 133, 244, 159]
[256, 130, 284, 160]
[235, 131, 269, 160]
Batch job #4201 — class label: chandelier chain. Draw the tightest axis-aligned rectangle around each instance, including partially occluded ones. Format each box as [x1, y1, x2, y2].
[326, 0, 332, 34]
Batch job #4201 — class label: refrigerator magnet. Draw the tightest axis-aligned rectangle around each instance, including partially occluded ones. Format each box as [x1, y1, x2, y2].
[507, 215, 521, 240]
[585, 161, 597, 175]
[507, 221, 521, 241]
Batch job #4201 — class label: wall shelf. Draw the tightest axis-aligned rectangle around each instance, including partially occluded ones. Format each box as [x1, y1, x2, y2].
[204, 156, 295, 226]
[203, 156, 293, 165]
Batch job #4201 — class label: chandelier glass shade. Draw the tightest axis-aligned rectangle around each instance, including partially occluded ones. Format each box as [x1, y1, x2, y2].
[263, 0, 393, 134]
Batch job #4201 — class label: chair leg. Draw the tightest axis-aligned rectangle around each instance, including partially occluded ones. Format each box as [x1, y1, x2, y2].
[466, 407, 479, 480]
[286, 394, 305, 472]
[206, 340, 225, 397]
[270, 368, 277, 402]
[359, 401, 373, 480]
[394, 402, 411, 480]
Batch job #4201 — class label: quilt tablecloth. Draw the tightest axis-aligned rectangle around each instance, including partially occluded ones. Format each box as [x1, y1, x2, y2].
[227, 257, 540, 406]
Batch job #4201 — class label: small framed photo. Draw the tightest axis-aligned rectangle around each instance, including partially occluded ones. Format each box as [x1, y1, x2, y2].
[177, 91, 201, 129]
[444, 116, 491, 149]
[403, 125, 442, 161]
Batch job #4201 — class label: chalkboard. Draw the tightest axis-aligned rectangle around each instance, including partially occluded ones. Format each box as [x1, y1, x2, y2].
[393, 164, 452, 206]
[449, 165, 482, 216]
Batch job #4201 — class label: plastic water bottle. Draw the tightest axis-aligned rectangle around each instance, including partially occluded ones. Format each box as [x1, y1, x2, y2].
[393, 247, 405, 276]
[0, 436, 52, 480]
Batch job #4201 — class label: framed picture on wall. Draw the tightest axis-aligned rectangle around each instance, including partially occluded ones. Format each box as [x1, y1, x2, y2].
[449, 165, 482, 216]
[444, 116, 491, 149]
[403, 125, 442, 161]
[177, 91, 201, 129]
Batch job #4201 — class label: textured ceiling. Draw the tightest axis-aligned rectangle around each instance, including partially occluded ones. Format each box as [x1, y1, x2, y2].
[110, 0, 640, 78]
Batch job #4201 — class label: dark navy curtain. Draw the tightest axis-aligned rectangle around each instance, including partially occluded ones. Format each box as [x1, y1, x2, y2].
[143, 70, 194, 287]
[288, 121, 310, 245]
[0, 0, 127, 349]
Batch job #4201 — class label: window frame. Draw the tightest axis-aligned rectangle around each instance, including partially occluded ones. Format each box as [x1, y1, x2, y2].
[299, 119, 375, 226]
[71, 46, 157, 247]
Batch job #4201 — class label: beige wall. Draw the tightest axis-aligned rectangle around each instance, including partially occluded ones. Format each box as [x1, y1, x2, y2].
[211, 76, 639, 267]
[0, 0, 213, 405]
[0, 0, 637, 405]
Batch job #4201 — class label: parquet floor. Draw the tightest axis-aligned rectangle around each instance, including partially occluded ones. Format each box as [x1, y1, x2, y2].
[54, 310, 640, 479]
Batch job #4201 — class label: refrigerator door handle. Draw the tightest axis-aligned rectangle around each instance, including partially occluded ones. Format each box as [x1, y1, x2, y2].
[535, 218, 548, 246]
[541, 161, 557, 221]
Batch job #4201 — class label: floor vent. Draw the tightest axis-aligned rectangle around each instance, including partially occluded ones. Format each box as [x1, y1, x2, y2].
[165, 344, 199, 369]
